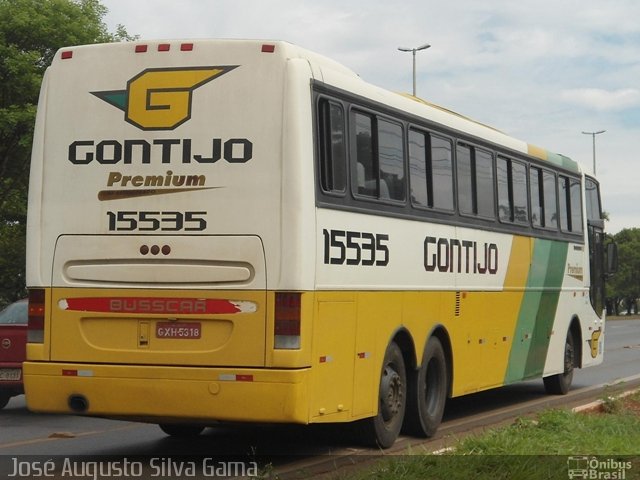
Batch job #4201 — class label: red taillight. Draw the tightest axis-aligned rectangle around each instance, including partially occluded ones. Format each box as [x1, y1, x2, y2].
[61, 50, 73, 59]
[158, 43, 170, 52]
[261, 44, 276, 53]
[28, 288, 45, 343]
[135, 44, 148, 53]
[180, 43, 194, 51]
[274, 292, 301, 349]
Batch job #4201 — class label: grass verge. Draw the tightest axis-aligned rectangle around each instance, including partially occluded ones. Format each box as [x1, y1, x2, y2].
[339, 391, 640, 480]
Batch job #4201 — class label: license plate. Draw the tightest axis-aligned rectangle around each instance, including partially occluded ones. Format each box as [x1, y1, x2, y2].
[0, 368, 21, 381]
[156, 322, 201, 339]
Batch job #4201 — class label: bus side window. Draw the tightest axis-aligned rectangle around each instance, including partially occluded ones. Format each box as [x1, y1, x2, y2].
[456, 144, 494, 219]
[318, 99, 347, 193]
[569, 178, 583, 233]
[498, 156, 530, 224]
[530, 167, 543, 227]
[431, 135, 454, 211]
[542, 170, 558, 229]
[377, 119, 405, 201]
[353, 111, 376, 197]
[585, 178, 602, 222]
[409, 130, 453, 211]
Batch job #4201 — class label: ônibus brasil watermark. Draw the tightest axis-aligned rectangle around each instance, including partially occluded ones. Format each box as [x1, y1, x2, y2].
[567, 456, 633, 480]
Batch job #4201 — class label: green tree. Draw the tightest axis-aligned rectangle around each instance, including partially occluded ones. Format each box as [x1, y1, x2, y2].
[607, 228, 640, 315]
[0, 0, 135, 306]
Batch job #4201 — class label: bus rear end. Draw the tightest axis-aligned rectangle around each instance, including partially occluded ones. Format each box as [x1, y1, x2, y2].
[24, 40, 313, 425]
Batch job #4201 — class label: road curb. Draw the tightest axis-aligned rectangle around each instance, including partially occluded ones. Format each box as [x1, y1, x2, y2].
[572, 387, 640, 414]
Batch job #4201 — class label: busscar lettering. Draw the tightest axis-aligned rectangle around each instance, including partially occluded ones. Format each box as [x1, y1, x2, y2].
[109, 298, 207, 313]
[424, 236, 498, 274]
[68, 138, 253, 165]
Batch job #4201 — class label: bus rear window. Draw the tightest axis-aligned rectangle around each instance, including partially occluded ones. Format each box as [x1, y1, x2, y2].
[318, 99, 347, 193]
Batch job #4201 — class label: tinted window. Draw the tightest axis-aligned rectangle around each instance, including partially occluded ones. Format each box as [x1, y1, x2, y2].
[431, 136, 454, 210]
[378, 119, 405, 201]
[543, 170, 558, 229]
[409, 130, 453, 210]
[353, 112, 376, 197]
[457, 144, 494, 218]
[497, 157, 510, 222]
[530, 167, 543, 227]
[512, 161, 528, 223]
[476, 148, 495, 218]
[318, 99, 346, 193]
[409, 129, 428, 207]
[570, 178, 583, 233]
[456, 145, 473, 215]
[585, 178, 601, 221]
[559, 176, 570, 232]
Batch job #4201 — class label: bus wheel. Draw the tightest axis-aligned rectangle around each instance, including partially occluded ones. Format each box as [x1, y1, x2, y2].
[403, 336, 447, 437]
[543, 331, 575, 395]
[158, 424, 205, 437]
[0, 393, 10, 410]
[358, 341, 406, 449]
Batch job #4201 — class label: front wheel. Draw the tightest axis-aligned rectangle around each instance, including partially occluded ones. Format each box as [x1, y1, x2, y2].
[403, 336, 448, 437]
[543, 331, 575, 395]
[357, 341, 407, 449]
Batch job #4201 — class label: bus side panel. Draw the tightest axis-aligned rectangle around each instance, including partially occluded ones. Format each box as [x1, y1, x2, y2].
[309, 292, 356, 421]
[504, 239, 568, 383]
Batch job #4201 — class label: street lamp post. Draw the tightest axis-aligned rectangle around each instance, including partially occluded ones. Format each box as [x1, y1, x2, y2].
[582, 130, 606, 175]
[398, 43, 431, 97]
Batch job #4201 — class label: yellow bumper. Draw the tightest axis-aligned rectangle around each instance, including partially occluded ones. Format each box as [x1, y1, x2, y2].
[23, 362, 309, 424]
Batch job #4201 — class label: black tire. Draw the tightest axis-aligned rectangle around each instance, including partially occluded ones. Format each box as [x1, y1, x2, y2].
[358, 342, 407, 449]
[543, 331, 575, 395]
[158, 424, 205, 437]
[0, 393, 10, 410]
[403, 336, 448, 437]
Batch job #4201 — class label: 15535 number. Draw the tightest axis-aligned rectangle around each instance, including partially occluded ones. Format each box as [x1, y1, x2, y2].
[322, 229, 389, 266]
[107, 211, 207, 232]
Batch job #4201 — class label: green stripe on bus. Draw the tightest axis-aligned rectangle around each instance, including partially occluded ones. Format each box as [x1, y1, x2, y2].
[504, 239, 568, 383]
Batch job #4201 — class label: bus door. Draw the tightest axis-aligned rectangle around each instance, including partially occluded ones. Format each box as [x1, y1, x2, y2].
[585, 177, 605, 315]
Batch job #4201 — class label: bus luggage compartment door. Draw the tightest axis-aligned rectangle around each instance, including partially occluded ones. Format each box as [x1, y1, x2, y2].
[48, 235, 267, 367]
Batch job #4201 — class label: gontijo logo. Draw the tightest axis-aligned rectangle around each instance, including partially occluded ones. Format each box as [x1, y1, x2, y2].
[92, 66, 237, 130]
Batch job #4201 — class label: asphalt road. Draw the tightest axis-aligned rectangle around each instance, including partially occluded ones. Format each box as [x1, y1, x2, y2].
[1, 318, 639, 474]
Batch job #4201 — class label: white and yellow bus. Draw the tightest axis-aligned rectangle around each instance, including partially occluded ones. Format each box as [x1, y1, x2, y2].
[25, 39, 613, 448]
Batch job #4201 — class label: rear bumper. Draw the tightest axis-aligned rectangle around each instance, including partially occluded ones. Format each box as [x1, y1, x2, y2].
[23, 362, 309, 424]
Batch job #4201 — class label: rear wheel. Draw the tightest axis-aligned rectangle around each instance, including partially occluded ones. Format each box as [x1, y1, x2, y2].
[158, 424, 205, 437]
[403, 336, 448, 437]
[358, 341, 406, 449]
[543, 331, 575, 395]
[0, 393, 11, 410]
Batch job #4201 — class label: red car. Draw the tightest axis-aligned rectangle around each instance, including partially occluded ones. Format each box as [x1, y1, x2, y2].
[0, 299, 28, 409]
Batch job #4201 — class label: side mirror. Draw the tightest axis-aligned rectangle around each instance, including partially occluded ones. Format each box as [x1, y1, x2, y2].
[606, 242, 618, 276]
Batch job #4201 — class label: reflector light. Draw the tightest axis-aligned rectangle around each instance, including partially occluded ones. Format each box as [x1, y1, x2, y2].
[28, 288, 45, 343]
[135, 45, 148, 53]
[219, 374, 254, 382]
[261, 44, 276, 53]
[274, 292, 301, 349]
[61, 51, 73, 59]
[180, 43, 194, 51]
[158, 44, 170, 52]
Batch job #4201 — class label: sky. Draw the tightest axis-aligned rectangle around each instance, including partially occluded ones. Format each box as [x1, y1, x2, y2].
[101, 0, 640, 234]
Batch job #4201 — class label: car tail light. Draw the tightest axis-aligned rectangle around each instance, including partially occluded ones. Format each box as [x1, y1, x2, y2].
[28, 288, 45, 343]
[274, 292, 301, 349]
